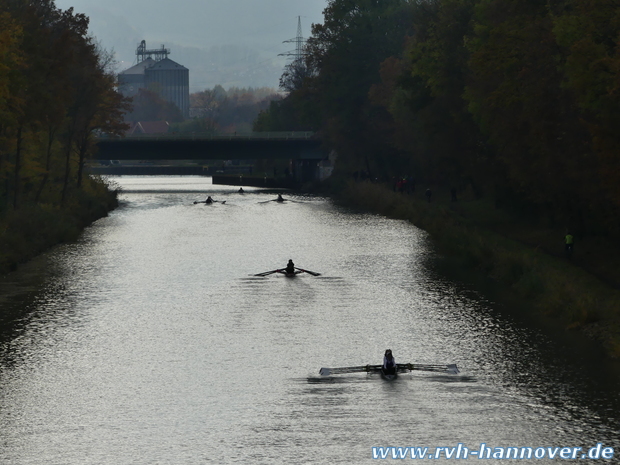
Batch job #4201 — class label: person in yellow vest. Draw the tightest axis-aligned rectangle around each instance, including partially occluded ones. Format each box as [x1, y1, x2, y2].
[565, 231, 574, 255]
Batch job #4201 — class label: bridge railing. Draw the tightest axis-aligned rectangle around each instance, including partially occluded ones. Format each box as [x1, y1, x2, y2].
[99, 131, 316, 141]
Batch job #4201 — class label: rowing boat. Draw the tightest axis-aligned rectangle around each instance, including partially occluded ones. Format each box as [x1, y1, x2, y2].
[283, 271, 301, 277]
[254, 267, 321, 277]
[380, 367, 398, 380]
[319, 363, 459, 379]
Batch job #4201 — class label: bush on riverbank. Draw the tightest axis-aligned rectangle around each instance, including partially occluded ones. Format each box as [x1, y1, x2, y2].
[0, 177, 118, 275]
[336, 181, 620, 358]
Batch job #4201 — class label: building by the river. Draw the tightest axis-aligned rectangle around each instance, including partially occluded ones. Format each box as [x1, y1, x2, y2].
[118, 40, 190, 119]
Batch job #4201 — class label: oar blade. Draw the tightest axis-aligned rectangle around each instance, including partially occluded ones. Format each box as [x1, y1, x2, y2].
[295, 267, 321, 276]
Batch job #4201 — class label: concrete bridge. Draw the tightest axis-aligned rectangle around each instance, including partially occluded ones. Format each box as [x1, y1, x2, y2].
[94, 132, 330, 183]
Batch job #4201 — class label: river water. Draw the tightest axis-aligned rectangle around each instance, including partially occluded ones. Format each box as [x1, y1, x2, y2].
[0, 176, 618, 464]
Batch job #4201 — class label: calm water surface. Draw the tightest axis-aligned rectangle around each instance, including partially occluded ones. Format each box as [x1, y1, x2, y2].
[0, 176, 618, 464]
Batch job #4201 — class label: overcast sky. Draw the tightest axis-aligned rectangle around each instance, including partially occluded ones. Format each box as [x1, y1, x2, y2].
[54, 0, 328, 90]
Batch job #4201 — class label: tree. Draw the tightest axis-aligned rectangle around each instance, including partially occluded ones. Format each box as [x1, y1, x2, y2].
[553, 0, 620, 232]
[279, 57, 313, 92]
[182, 86, 281, 134]
[368, 0, 489, 188]
[276, 0, 417, 176]
[0, 11, 24, 210]
[73, 49, 130, 188]
[190, 89, 220, 119]
[125, 89, 183, 123]
[464, 0, 592, 223]
[0, 1, 130, 210]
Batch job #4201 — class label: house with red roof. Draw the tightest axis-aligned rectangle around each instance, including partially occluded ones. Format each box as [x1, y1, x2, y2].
[126, 121, 170, 135]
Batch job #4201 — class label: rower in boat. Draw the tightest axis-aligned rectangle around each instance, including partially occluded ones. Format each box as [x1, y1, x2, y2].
[382, 349, 396, 377]
[258, 194, 294, 204]
[253, 265, 321, 277]
[194, 196, 217, 204]
[319, 360, 459, 378]
[238, 187, 244, 193]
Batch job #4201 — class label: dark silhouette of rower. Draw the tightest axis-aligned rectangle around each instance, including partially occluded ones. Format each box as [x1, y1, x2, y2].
[285, 259, 295, 274]
[383, 349, 396, 375]
[277, 194, 285, 202]
[238, 188, 244, 193]
[206, 196, 213, 204]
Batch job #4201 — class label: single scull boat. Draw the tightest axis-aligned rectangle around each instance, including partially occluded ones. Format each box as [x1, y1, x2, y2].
[254, 267, 321, 277]
[319, 363, 460, 380]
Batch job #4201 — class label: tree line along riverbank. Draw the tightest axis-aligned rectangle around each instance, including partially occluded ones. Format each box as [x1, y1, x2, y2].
[332, 180, 620, 360]
[0, 2, 128, 276]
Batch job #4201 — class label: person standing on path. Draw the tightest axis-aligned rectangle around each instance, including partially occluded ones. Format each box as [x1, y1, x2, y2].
[565, 231, 574, 256]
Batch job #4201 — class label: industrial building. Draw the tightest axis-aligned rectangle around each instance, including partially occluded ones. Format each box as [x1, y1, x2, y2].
[118, 41, 190, 119]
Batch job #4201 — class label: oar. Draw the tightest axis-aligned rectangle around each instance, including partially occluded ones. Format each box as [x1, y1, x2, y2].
[319, 363, 459, 376]
[194, 200, 226, 205]
[400, 363, 459, 374]
[320, 365, 401, 376]
[275, 198, 304, 203]
[259, 197, 290, 204]
[320, 366, 372, 376]
[254, 269, 283, 277]
[295, 267, 321, 276]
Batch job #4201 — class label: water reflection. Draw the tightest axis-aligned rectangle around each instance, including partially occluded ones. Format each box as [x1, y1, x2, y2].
[0, 176, 618, 464]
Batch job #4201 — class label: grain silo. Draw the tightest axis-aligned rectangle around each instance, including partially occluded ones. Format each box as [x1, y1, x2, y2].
[117, 41, 190, 119]
[145, 58, 189, 119]
[117, 58, 155, 97]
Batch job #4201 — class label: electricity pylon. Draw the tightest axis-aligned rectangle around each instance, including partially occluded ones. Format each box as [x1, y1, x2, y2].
[279, 16, 305, 62]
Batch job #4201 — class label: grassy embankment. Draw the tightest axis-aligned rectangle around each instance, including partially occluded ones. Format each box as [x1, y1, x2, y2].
[334, 180, 620, 359]
[0, 177, 118, 275]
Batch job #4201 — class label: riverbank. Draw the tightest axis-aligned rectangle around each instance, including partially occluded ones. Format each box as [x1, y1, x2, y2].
[0, 176, 118, 275]
[334, 180, 620, 359]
